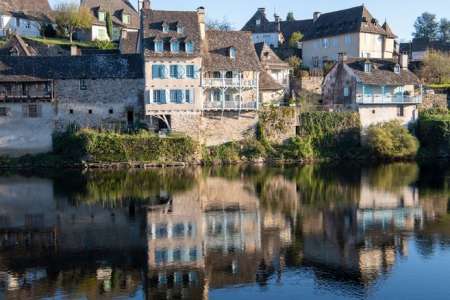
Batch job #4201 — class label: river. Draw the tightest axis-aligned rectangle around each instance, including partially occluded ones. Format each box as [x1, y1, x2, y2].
[0, 162, 449, 299]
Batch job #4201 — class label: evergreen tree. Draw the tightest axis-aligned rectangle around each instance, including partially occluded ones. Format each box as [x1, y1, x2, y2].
[286, 12, 295, 22]
[439, 18, 450, 42]
[106, 12, 113, 40]
[413, 12, 439, 40]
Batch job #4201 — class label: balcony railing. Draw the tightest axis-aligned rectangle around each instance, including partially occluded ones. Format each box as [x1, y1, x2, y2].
[0, 94, 53, 102]
[203, 100, 258, 110]
[202, 78, 257, 88]
[356, 94, 422, 104]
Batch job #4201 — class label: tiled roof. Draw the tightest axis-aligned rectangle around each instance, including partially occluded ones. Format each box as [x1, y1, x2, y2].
[0, 54, 143, 81]
[259, 71, 284, 91]
[142, 9, 202, 58]
[203, 31, 261, 71]
[119, 31, 140, 54]
[80, 0, 139, 29]
[0, 0, 53, 22]
[254, 42, 289, 69]
[345, 58, 421, 86]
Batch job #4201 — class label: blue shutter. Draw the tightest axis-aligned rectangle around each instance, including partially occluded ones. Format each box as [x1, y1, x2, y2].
[194, 65, 200, 79]
[161, 90, 166, 103]
[152, 65, 159, 79]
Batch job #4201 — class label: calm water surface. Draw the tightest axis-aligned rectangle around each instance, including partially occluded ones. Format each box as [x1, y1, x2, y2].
[0, 163, 450, 299]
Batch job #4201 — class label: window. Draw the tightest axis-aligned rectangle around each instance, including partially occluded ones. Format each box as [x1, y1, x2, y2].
[162, 23, 169, 33]
[80, 79, 87, 90]
[170, 65, 179, 78]
[344, 87, 350, 97]
[16, 18, 20, 27]
[364, 62, 372, 73]
[185, 41, 194, 54]
[69, 109, 74, 114]
[322, 38, 329, 48]
[0, 107, 9, 117]
[173, 249, 182, 262]
[154, 40, 164, 53]
[98, 11, 106, 22]
[88, 109, 93, 114]
[394, 64, 401, 74]
[122, 14, 130, 25]
[177, 25, 184, 34]
[173, 223, 185, 238]
[170, 90, 183, 103]
[109, 109, 114, 114]
[153, 90, 166, 103]
[152, 64, 166, 79]
[189, 247, 198, 262]
[186, 65, 195, 78]
[185, 89, 192, 103]
[170, 40, 180, 53]
[155, 249, 168, 265]
[397, 106, 404, 117]
[345, 35, 352, 45]
[229, 47, 237, 59]
[256, 19, 261, 26]
[26, 21, 30, 29]
[25, 104, 41, 118]
[156, 224, 168, 239]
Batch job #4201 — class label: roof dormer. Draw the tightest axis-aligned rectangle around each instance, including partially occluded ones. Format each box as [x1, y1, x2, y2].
[229, 47, 237, 59]
[162, 22, 169, 33]
[394, 63, 401, 74]
[364, 61, 372, 73]
[98, 10, 106, 22]
[177, 24, 184, 34]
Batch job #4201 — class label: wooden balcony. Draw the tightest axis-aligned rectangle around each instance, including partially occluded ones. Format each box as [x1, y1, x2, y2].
[356, 94, 422, 105]
[203, 100, 258, 111]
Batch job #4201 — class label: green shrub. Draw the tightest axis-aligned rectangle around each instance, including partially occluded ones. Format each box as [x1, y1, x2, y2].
[366, 121, 419, 159]
[203, 142, 240, 164]
[241, 139, 267, 160]
[417, 111, 450, 157]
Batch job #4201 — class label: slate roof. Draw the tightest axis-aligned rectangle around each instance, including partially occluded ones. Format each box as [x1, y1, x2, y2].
[80, 0, 139, 29]
[142, 9, 202, 58]
[303, 6, 394, 41]
[411, 38, 450, 53]
[254, 42, 289, 69]
[0, 54, 143, 82]
[203, 31, 261, 71]
[259, 71, 284, 91]
[243, 5, 396, 42]
[344, 58, 421, 86]
[0, 0, 53, 22]
[119, 31, 140, 54]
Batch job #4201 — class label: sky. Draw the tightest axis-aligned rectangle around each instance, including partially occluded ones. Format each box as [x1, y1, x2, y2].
[49, 0, 449, 41]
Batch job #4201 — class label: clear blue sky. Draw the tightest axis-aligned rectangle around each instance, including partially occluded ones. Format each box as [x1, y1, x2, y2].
[49, 0, 449, 41]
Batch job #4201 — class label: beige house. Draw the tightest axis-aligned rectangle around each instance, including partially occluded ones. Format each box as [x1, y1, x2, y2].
[322, 54, 423, 128]
[302, 6, 397, 69]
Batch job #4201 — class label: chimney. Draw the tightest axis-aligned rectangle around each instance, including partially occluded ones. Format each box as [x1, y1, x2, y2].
[197, 7, 206, 40]
[258, 8, 266, 15]
[121, 29, 128, 39]
[70, 45, 78, 56]
[338, 52, 347, 63]
[313, 11, 321, 22]
[274, 14, 281, 31]
[400, 53, 409, 69]
[142, 0, 150, 9]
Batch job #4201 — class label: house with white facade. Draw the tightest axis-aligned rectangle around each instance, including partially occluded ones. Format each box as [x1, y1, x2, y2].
[322, 54, 423, 128]
[80, 0, 139, 41]
[0, 0, 53, 38]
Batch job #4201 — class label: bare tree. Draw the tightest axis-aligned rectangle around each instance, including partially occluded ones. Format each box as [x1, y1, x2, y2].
[206, 18, 233, 31]
[419, 51, 450, 84]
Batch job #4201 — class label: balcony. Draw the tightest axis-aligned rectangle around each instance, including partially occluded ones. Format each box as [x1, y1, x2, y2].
[356, 94, 422, 105]
[0, 94, 54, 102]
[203, 100, 258, 111]
[202, 78, 257, 88]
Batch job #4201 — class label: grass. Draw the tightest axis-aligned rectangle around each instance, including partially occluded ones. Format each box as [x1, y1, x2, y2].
[426, 83, 450, 89]
[24, 37, 116, 49]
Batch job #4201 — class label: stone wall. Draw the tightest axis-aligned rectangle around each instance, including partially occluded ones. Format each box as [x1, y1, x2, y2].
[54, 78, 144, 130]
[300, 75, 323, 94]
[259, 107, 298, 144]
[170, 111, 258, 146]
[420, 93, 448, 110]
[0, 103, 54, 156]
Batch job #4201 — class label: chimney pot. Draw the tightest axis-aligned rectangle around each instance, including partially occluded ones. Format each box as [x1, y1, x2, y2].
[400, 53, 409, 69]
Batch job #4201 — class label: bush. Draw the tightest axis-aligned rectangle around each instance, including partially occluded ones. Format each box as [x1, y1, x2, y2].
[417, 110, 450, 157]
[93, 39, 116, 50]
[366, 121, 419, 159]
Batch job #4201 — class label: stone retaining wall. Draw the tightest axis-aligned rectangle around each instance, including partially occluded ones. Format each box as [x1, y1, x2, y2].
[420, 93, 448, 110]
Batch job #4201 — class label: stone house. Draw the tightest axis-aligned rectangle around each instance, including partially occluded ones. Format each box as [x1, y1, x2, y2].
[322, 54, 423, 128]
[0, 0, 53, 38]
[141, 3, 264, 145]
[302, 6, 397, 69]
[400, 38, 450, 62]
[0, 54, 144, 155]
[80, 0, 139, 41]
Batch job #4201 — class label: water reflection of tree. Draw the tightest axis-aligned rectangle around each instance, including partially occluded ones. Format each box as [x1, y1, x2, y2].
[364, 163, 419, 193]
[54, 168, 198, 206]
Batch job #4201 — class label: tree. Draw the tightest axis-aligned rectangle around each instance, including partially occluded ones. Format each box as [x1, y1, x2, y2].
[54, 3, 93, 42]
[286, 12, 295, 22]
[288, 31, 303, 49]
[106, 11, 113, 40]
[419, 50, 450, 84]
[439, 18, 450, 42]
[413, 12, 439, 40]
[206, 18, 233, 31]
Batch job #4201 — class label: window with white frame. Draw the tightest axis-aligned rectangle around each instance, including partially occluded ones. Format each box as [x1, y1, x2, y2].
[177, 25, 184, 34]
[185, 41, 194, 54]
[170, 40, 180, 53]
[364, 62, 372, 73]
[344, 87, 350, 97]
[122, 14, 130, 25]
[98, 11, 106, 22]
[394, 64, 401, 74]
[229, 47, 237, 59]
[170, 90, 183, 103]
[186, 65, 195, 78]
[170, 65, 179, 78]
[154, 40, 163, 53]
[162, 23, 169, 33]
[322, 38, 329, 48]
[185, 89, 192, 103]
[256, 19, 261, 26]
[153, 90, 166, 103]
